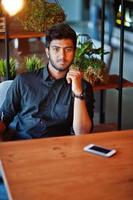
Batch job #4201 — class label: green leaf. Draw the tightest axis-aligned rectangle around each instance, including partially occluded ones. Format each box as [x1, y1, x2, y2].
[25, 54, 43, 72]
[73, 40, 108, 71]
[0, 58, 16, 79]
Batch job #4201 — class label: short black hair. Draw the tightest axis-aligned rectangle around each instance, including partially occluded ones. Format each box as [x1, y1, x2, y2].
[45, 23, 77, 49]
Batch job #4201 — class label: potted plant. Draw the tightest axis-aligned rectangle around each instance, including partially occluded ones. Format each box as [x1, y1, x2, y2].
[24, 54, 44, 72]
[71, 39, 109, 85]
[15, 0, 66, 32]
[0, 58, 17, 80]
[0, 55, 45, 81]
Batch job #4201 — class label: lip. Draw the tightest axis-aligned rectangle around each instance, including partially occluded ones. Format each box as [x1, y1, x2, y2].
[58, 62, 65, 65]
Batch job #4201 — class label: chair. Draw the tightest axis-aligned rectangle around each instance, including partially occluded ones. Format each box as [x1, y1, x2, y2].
[0, 80, 13, 108]
[0, 80, 14, 141]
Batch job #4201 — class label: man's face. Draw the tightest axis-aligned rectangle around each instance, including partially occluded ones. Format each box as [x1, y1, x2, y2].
[46, 39, 75, 72]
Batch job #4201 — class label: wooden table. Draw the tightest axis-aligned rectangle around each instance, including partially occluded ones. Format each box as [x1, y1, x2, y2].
[0, 19, 45, 39]
[94, 74, 133, 91]
[0, 130, 133, 200]
[0, 29, 45, 39]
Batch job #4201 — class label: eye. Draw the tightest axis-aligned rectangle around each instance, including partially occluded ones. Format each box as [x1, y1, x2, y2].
[52, 47, 60, 52]
[65, 48, 73, 53]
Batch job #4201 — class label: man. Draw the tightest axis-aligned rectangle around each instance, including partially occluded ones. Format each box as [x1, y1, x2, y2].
[0, 23, 94, 140]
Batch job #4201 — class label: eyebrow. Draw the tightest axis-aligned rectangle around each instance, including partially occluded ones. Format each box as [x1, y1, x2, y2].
[51, 45, 74, 49]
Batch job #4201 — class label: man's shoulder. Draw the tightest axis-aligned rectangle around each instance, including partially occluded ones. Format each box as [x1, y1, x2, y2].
[16, 68, 44, 82]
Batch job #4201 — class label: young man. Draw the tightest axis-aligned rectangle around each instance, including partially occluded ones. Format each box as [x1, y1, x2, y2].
[0, 23, 94, 140]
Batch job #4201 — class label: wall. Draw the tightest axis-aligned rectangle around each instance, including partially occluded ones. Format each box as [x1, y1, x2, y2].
[60, 0, 83, 21]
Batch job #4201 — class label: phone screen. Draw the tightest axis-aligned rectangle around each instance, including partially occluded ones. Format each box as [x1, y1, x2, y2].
[89, 145, 111, 154]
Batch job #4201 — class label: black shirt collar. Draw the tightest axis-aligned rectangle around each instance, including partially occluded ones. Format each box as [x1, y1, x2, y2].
[43, 65, 51, 81]
[43, 65, 67, 83]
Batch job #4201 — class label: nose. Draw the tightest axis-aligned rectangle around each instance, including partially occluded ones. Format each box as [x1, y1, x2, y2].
[59, 49, 66, 59]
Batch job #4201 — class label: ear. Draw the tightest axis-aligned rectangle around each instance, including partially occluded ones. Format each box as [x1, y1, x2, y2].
[45, 48, 49, 58]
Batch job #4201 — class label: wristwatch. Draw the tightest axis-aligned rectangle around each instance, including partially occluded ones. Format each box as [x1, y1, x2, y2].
[72, 92, 85, 100]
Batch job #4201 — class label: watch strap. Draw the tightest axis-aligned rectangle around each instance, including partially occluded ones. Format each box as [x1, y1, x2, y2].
[72, 92, 85, 100]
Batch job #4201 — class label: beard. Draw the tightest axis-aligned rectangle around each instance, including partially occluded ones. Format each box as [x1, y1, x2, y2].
[48, 54, 73, 72]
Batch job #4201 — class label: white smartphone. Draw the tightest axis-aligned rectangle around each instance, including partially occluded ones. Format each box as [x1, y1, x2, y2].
[83, 144, 116, 157]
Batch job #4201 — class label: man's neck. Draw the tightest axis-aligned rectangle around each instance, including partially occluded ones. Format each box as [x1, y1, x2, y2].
[48, 64, 67, 80]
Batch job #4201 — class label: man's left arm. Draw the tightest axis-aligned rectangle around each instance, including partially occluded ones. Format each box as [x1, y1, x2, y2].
[66, 69, 94, 135]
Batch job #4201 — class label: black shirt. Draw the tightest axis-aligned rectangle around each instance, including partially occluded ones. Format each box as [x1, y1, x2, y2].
[0, 66, 94, 139]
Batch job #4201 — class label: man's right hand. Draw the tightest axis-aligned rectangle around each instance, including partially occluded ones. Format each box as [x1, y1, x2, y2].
[66, 69, 83, 95]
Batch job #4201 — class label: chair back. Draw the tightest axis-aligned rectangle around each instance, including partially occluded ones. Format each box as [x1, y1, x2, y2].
[0, 80, 13, 107]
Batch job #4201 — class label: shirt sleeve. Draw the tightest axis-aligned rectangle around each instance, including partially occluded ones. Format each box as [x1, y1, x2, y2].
[0, 75, 22, 127]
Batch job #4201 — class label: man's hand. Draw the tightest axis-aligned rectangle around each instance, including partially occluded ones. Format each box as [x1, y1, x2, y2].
[66, 69, 83, 95]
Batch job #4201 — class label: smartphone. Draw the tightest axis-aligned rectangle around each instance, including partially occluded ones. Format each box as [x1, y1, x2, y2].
[83, 144, 116, 157]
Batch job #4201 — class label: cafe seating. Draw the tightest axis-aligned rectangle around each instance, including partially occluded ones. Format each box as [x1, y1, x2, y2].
[0, 80, 15, 141]
[0, 80, 13, 108]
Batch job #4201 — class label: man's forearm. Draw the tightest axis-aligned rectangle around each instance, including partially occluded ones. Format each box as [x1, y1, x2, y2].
[73, 98, 92, 135]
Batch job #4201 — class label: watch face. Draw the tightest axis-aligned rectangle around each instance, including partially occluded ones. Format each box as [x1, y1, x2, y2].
[80, 93, 85, 99]
[80, 94, 84, 99]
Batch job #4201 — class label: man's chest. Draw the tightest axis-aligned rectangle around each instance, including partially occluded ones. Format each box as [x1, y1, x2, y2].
[21, 80, 73, 113]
